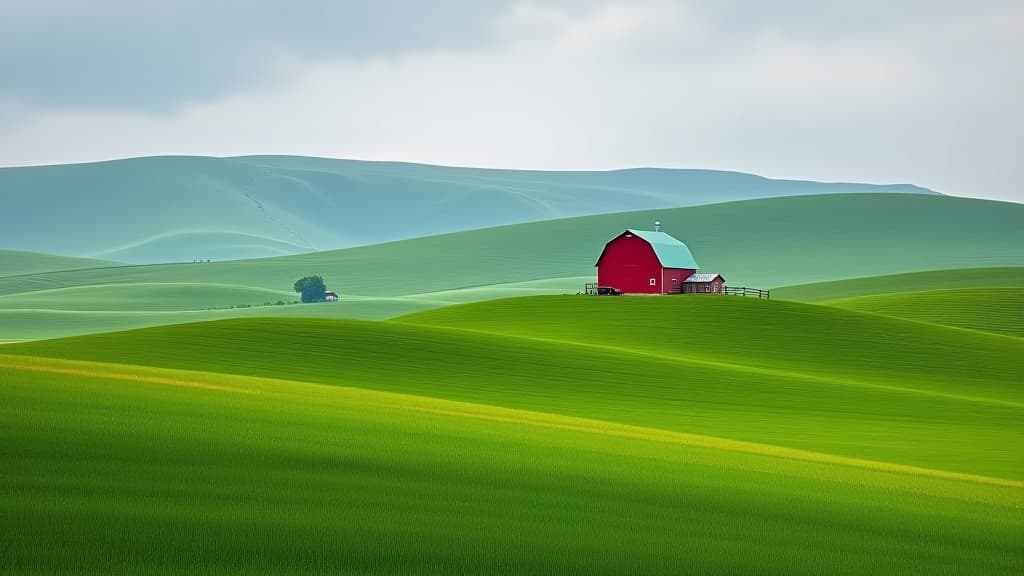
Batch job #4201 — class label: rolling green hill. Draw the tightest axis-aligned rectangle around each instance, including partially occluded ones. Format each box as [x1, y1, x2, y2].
[398, 296, 1023, 402]
[0, 191, 1019, 340]
[0, 156, 936, 263]
[3, 354, 1019, 574]
[773, 267, 1024, 302]
[0, 282, 297, 312]
[9, 297, 1023, 478]
[827, 288, 1024, 338]
[0, 249, 118, 277]
[2, 294, 1021, 573]
[0, 193, 1020, 342]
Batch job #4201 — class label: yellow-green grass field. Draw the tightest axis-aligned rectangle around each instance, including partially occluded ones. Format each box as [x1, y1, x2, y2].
[9, 297, 1022, 478]
[2, 354, 1019, 574]
[2, 296, 1022, 573]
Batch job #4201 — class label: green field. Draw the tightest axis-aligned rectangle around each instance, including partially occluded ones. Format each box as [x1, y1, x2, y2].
[1, 294, 1021, 573]
[0, 282, 299, 312]
[1, 193, 1022, 342]
[8, 297, 1023, 476]
[827, 288, 1024, 338]
[0, 155, 935, 263]
[0, 278, 590, 341]
[773, 267, 1024, 302]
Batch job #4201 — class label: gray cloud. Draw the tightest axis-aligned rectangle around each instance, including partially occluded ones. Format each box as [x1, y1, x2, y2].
[0, 0, 526, 111]
[0, 0, 1020, 202]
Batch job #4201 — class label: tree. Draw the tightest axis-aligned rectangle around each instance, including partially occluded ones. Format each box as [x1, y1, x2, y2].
[293, 276, 327, 303]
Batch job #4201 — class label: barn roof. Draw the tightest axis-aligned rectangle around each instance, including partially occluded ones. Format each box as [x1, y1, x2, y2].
[626, 229, 700, 269]
[684, 273, 724, 283]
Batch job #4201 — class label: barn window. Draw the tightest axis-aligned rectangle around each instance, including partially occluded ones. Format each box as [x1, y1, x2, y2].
[705, 285, 711, 293]
[649, 278, 656, 286]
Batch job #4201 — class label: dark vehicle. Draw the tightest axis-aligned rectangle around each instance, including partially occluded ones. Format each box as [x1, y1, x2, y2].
[596, 286, 622, 295]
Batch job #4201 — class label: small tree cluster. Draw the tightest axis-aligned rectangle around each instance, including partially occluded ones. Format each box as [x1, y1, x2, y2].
[293, 276, 327, 303]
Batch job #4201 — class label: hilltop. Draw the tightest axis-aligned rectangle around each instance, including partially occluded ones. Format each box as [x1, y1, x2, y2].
[0, 155, 935, 262]
[0, 249, 118, 277]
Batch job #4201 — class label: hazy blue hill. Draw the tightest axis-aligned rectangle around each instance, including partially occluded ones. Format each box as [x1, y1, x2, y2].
[0, 249, 118, 277]
[0, 155, 935, 263]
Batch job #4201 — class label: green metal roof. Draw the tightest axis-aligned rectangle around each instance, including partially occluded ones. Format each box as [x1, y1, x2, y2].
[627, 229, 700, 269]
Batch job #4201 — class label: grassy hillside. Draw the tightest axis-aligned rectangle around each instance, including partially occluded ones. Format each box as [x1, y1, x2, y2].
[827, 288, 1024, 338]
[0, 193, 1019, 341]
[0, 300, 437, 343]
[774, 267, 1024, 302]
[9, 298, 1023, 479]
[3, 355, 1019, 574]
[0, 278, 584, 342]
[0, 282, 297, 312]
[0, 155, 935, 263]
[0, 249, 117, 277]
[398, 296, 1023, 402]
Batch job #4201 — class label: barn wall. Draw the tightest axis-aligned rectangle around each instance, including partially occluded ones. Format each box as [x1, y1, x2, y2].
[596, 233, 664, 294]
[662, 268, 696, 294]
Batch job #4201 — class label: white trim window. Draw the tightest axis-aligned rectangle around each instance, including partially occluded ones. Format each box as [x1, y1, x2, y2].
[649, 278, 657, 286]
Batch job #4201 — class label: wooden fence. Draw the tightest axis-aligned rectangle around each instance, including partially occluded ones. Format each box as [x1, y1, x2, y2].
[581, 282, 770, 299]
[722, 286, 771, 299]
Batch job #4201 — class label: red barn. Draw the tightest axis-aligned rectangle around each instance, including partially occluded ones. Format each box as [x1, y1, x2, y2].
[595, 229, 700, 294]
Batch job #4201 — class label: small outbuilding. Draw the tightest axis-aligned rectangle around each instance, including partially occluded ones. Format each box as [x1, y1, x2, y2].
[681, 273, 725, 294]
[324, 291, 339, 302]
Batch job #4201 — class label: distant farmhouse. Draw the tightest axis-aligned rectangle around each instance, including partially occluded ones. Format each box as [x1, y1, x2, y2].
[324, 291, 339, 302]
[594, 225, 726, 295]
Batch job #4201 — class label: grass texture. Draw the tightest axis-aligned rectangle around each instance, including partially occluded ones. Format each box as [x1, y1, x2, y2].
[774, 267, 1024, 302]
[1, 354, 1020, 575]
[828, 288, 1024, 338]
[9, 297, 1023, 479]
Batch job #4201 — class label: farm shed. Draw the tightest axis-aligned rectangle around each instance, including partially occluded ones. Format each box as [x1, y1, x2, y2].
[681, 273, 725, 294]
[324, 291, 339, 301]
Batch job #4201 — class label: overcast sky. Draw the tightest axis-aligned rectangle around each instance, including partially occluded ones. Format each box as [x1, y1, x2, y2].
[1, 1, 1021, 202]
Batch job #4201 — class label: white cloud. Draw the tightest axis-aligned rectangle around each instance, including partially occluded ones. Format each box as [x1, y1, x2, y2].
[0, 0, 1020, 202]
